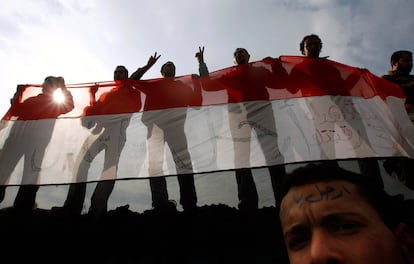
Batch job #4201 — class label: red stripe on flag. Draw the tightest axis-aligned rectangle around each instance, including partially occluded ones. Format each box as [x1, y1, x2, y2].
[2, 56, 405, 121]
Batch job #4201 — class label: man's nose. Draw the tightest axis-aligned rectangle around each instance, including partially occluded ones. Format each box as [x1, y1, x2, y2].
[309, 231, 344, 264]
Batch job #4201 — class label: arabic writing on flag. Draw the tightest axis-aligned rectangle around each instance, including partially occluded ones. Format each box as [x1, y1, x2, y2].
[0, 56, 413, 186]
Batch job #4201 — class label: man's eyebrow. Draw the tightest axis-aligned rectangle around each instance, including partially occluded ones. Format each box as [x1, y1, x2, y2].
[319, 212, 362, 225]
[283, 212, 363, 238]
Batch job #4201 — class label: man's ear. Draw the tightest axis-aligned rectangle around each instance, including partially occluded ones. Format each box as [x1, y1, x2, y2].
[394, 223, 414, 264]
[391, 59, 399, 70]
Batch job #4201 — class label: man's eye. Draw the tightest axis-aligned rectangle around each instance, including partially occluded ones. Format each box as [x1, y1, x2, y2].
[332, 222, 361, 233]
[286, 233, 310, 251]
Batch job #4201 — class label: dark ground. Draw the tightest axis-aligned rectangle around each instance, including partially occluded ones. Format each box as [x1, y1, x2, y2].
[2, 199, 413, 264]
[0, 204, 287, 264]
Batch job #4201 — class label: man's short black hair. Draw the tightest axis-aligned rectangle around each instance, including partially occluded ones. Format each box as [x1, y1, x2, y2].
[115, 65, 129, 76]
[233, 48, 249, 57]
[160, 61, 175, 73]
[279, 162, 405, 229]
[299, 34, 323, 55]
[390, 50, 413, 66]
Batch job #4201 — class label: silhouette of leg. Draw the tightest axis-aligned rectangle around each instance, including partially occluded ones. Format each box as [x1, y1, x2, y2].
[55, 134, 105, 215]
[268, 164, 286, 206]
[149, 177, 170, 209]
[60, 182, 87, 214]
[177, 174, 197, 210]
[0, 136, 29, 205]
[235, 168, 258, 211]
[401, 157, 414, 189]
[0, 186, 5, 203]
[13, 185, 39, 211]
[89, 180, 116, 216]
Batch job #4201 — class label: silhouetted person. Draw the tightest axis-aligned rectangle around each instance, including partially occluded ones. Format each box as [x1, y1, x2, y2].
[196, 46, 287, 210]
[0, 76, 74, 211]
[382, 50, 414, 190]
[54, 54, 159, 217]
[138, 60, 201, 212]
[289, 34, 383, 189]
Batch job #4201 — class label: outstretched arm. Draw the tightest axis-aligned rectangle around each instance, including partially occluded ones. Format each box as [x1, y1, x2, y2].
[130, 52, 161, 80]
[88, 84, 99, 106]
[195, 46, 229, 92]
[10, 85, 26, 104]
[196, 46, 209, 77]
[57, 77, 75, 113]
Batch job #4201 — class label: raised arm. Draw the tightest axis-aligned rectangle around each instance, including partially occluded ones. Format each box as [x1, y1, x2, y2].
[130, 52, 161, 80]
[56, 77, 74, 114]
[10, 85, 26, 105]
[196, 46, 209, 77]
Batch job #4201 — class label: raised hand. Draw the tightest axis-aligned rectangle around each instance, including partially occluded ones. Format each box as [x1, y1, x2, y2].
[195, 46, 205, 64]
[147, 52, 161, 68]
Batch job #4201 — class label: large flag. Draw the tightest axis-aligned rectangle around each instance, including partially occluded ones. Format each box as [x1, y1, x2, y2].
[0, 56, 413, 186]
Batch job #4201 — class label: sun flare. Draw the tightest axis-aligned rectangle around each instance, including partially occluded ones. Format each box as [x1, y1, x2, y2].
[53, 88, 65, 103]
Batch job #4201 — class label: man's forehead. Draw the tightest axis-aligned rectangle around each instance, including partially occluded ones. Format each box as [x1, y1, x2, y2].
[305, 37, 321, 44]
[281, 180, 358, 211]
[163, 61, 174, 66]
[234, 48, 248, 55]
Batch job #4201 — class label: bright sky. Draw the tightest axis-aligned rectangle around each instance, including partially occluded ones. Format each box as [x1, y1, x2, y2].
[1, 0, 413, 117]
[1, 0, 414, 211]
